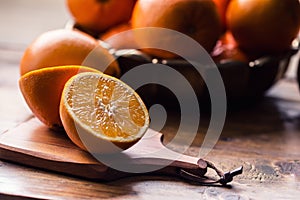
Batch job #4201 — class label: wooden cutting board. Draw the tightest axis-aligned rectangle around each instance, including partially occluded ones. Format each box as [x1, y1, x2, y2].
[0, 117, 206, 181]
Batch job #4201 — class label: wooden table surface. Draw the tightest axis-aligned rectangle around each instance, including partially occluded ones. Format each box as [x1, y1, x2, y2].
[1, 41, 300, 200]
[1, 1, 300, 199]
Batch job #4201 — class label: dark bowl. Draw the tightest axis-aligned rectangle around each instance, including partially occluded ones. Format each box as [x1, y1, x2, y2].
[67, 21, 300, 108]
[114, 45, 299, 109]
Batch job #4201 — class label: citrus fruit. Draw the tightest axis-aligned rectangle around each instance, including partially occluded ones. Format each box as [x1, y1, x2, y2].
[66, 0, 136, 33]
[212, 0, 230, 31]
[19, 65, 100, 129]
[100, 23, 139, 50]
[131, 0, 222, 58]
[60, 72, 149, 152]
[211, 31, 250, 63]
[226, 0, 300, 55]
[20, 29, 120, 77]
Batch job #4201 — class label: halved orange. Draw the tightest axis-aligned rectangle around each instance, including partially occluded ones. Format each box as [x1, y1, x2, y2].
[60, 72, 149, 153]
[19, 65, 100, 129]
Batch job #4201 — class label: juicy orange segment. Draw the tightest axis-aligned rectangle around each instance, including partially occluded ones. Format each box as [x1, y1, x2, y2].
[60, 72, 149, 152]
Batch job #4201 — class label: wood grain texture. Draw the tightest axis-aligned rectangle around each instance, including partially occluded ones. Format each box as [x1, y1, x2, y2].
[0, 79, 300, 199]
[0, 117, 210, 182]
[1, 44, 300, 199]
[1, 1, 300, 198]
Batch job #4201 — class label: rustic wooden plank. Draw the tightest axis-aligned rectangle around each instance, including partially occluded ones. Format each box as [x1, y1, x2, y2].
[0, 0, 299, 198]
[0, 74, 299, 199]
[0, 80, 299, 198]
[0, 161, 138, 200]
[0, 117, 218, 183]
[0, 147, 299, 199]
[0, 38, 299, 199]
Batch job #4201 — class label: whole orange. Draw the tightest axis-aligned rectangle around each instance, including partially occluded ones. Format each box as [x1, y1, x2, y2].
[20, 29, 120, 77]
[226, 0, 300, 55]
[131, 0, 222, 59]
[66, 0, 136, 33]
[100, 23, 139, 50]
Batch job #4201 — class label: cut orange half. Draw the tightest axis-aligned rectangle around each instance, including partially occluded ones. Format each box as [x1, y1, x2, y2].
[19, 65, 100, 129]
[60, 72, 149, 153]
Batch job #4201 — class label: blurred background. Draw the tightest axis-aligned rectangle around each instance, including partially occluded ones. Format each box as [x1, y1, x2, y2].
[0, 0, 69, 45]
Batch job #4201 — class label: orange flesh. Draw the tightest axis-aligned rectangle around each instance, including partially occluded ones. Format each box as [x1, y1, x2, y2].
[66, 74, 146, 139]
